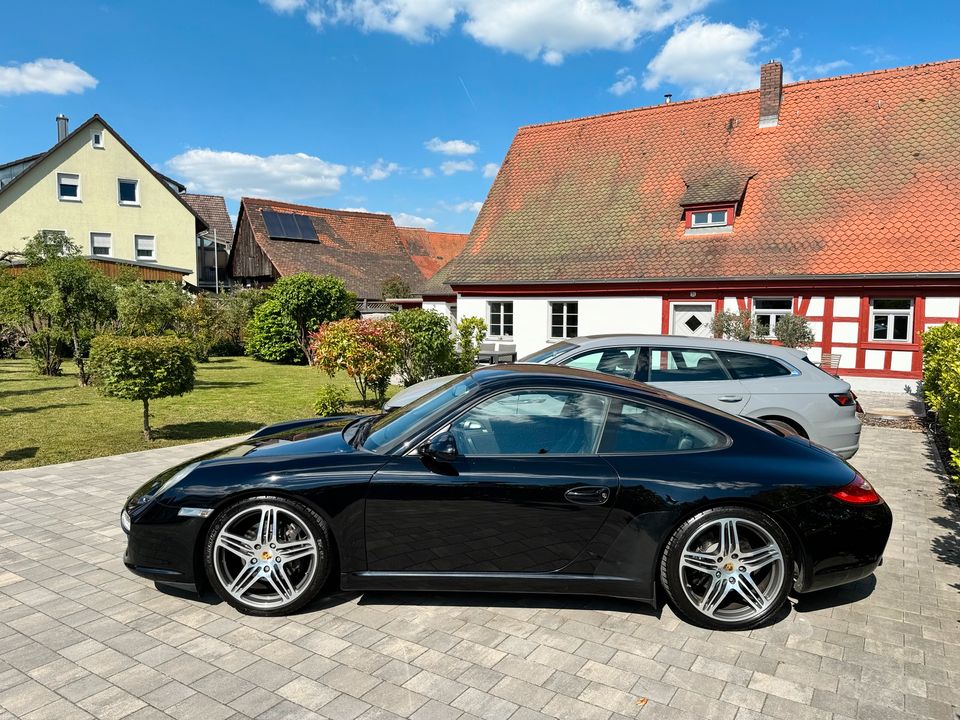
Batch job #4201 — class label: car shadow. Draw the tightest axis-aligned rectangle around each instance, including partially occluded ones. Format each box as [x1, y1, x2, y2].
[792, 575, 877, 613]
[154, 420, 262, 440]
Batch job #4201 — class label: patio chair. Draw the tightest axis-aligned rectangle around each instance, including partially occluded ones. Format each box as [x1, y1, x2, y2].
[819, 353, 842, 375]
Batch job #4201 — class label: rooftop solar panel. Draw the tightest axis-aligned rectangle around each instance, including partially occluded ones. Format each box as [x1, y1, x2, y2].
[261, 210, 318, 241]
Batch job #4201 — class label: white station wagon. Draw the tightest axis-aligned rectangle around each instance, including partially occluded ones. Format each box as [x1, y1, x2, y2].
[385, 335, 862, 459]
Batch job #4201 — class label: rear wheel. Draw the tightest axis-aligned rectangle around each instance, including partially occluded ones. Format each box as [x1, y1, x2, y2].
[204, 495, 331, 615]
[660, 507, 792, 630]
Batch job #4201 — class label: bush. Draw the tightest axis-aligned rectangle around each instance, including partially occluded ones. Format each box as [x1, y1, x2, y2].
[211, 288, 268, 356]
[922, 323, 960, 414]
[270, 274, 356, 364]
[116, 281, 186, 336]
[711, 310, 753, 341]
[0, 324, 25, 359]
[175, 293, 220, 362]
[312, 318, 403, 406]
[28, 329, 66, 376]
[392, 309, 458, 385]
[773, 313, 815, 348]
[382, 275, 411, 299]
[89, 335, 195, 440]
[244, 298, 303, 364]
[456, 316, 488, 371]
[314, 384, 349, 417]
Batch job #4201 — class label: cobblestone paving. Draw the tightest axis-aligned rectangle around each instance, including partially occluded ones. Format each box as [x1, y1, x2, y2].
[0, 426, 958, 719]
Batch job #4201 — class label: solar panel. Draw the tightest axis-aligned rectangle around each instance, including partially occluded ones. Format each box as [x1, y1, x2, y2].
[261, 210, 318, 241]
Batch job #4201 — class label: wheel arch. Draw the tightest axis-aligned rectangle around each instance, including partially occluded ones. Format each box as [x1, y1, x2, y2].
[754, 414, 809, 438]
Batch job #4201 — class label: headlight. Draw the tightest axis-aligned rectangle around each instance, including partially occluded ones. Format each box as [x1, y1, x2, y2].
[120, 509, 131, 533]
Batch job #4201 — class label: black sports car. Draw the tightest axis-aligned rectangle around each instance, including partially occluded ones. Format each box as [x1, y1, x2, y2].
[122, 364, 891, 630]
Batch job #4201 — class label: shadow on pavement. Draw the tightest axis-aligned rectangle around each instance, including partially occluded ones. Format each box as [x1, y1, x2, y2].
[793, 575, 877, 612]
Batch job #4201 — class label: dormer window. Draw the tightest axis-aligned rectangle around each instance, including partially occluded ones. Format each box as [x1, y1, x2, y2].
[680, 165, 753, 235]
[690, 209, 729, 227]
[684, 204, 734, 234]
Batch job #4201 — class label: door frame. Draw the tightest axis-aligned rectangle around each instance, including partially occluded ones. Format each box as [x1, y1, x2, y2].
[669, 301, 716, 337]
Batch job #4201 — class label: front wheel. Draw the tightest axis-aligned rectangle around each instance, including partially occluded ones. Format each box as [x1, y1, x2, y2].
[660, 507, 792, 630]
[204, 495, 332, 615]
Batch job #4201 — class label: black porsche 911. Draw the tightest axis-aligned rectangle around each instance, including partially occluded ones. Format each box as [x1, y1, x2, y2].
[122, 364, 891, 630]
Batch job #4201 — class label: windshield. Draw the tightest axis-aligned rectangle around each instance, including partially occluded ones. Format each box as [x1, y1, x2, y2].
[519, 341, 576, 364]
[362, 375, 481, 453]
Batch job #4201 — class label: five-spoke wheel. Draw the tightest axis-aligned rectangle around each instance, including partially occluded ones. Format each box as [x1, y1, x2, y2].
[661, 507, 792, 630]
[204, 496, 331, 615]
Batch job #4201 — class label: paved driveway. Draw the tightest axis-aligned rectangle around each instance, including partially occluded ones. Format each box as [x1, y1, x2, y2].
[0, 426, 958, 720]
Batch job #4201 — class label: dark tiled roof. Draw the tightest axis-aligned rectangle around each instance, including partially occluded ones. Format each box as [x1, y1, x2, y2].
[679, 165, 754, 207]
[396, 226, 469, 278]
[182, 193, 233, 245]
[238, 197, 424, 299]
[448, 59, 960, 284]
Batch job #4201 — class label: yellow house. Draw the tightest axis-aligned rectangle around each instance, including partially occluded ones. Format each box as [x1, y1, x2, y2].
[0, 114, 207, 283]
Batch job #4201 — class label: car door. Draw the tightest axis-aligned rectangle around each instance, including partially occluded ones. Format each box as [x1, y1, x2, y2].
[643, 346, 751, 416]
[364, 388, 619, 574]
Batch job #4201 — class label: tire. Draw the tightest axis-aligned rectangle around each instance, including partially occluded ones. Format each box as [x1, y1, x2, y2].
[204, 495, 332, 616]
[760, 418, 804, 437]
[660, 506, 792, 630]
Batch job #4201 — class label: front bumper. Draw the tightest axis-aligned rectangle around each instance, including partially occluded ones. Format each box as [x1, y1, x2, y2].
[122, 507, 207, 591]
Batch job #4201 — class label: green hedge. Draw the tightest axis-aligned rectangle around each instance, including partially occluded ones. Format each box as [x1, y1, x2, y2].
[922, 322, 960, 468]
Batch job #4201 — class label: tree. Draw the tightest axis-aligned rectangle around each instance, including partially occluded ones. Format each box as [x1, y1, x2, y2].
[392, 309, 458, 385]
[456, 316, 488, 371]
[773, 313, 815, 348]
[89, 335, 195, 440]
[174, 293, 220, 362]
[212, 288, 268, 355]
[244, 298, 303, 363]
[0, 265, 61, 374]
[381, 274, 411, 299]
[711, 309, 754, 341]
[269, 273, 356, 364]
[312, 318, 403, 405]
[116, 281, 186, 335]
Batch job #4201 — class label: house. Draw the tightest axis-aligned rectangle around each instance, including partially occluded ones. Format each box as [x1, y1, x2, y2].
[0, 114, 210, 284]
[229, 197, 466, 303]
[441, 59, 960, 389]
[181, 193, 234, 290]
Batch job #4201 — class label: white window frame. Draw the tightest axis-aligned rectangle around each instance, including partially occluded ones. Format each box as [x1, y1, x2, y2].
[134, 234, 156, 262]
[753, 297, 794, 339]
[90, 232, 112, 257]
[690, 209, 729, 228]
[118, 178, 140, 206]
[487, 301, 514, 339]
[550, 301, 579, 339]
[869, 298, 913, 342]
[91, 130, 104, 149]
[57, 172, 81, 202]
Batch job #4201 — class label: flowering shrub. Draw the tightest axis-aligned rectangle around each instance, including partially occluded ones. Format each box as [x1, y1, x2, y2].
[312, 318, 403, 405]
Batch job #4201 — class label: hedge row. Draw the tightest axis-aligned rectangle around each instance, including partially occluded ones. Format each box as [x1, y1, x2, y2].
[922, 322, 960, 468]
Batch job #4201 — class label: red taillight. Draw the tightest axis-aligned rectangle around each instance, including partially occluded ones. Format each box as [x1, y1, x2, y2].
[831, 474, 881, 504]
[829, 391, 857, 407]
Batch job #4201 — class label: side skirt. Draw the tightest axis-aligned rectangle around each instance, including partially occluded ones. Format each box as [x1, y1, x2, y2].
[341, 571, 656, 605]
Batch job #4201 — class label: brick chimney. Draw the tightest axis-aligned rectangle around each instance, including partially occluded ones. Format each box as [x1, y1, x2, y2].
[758, 61, 782, 127]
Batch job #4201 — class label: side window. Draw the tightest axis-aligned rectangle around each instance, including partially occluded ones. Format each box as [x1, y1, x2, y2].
[562, 347, 638, 379]
[600, 399, 725, 454]
[717, 351, 792, 380]
[648, 348, 728, 382]
[451, 390, 609, 456]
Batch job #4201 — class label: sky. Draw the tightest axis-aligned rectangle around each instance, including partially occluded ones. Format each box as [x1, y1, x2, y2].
[1, 1, 958, 233]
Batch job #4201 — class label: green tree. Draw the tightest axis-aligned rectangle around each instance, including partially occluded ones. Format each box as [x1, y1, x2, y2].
[89, 335, 195, 440]
[456, 316, 488, 371]
[312, 318, 403, 405]
[270, 273, 356, 364]
[174, 293, 221, 362]
[773, 313, 816, 348]
[381, 274, 411, 299]
[244, 298, 303, 363]
[711, 309, 754, 341]
[116, 281, 186, 336]
[212, 288, 268, 355]
[392, 309, 458, 385]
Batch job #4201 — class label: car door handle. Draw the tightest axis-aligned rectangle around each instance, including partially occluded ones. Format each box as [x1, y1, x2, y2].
[718, 395, 743, 402]
[564, 486, 611, 505]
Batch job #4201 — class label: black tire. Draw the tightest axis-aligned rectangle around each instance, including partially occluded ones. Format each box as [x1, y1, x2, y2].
[660, 506, 793, 630]
[760, 417, 804, 437]
[203, 495, 332, 616]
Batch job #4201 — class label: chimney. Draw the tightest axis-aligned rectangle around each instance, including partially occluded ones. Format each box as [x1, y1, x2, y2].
[56, 114, 69, 142]
[664, 93, 672, 104]
[758, 61, 782, 127]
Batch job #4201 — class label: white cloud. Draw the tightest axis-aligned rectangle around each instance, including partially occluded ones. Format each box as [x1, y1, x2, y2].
[440, 159, 475, 175]
[425, 137, 478, 155]
[0, 58, 98, 96]
[420, 167, 435, 178]
[608, 67, 637, 96]
[260, 0, 307, 12]
[340, 206, 371, 212]
[644, 18, 763, 97]
[442, 200, 483, 213]
[352, 158, 400, 181]
[394, 212, 436, 228]
[166, 149, 347, 200]
[482, 162, 500, 178]
[265, 0, 710, 64]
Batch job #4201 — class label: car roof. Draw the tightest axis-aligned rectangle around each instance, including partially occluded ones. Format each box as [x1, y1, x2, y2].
[467, 363, 675, 402]
[560, 334, 808, 359]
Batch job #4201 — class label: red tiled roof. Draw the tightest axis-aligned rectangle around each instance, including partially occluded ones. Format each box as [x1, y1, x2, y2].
[396, 226, 469, 279]
[237, 197, 423, 299]
[447, 59, 960, 284]
[181, 193, 233, 245]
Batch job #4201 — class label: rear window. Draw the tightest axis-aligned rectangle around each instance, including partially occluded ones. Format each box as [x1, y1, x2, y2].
[648, 348, 729, 382]
[520, 342, 576, 364]
[717, 351, 792, 380]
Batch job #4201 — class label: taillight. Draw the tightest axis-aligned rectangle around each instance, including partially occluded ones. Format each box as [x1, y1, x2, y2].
[829, 391, 857, 408]
[830, 473, 881, 504]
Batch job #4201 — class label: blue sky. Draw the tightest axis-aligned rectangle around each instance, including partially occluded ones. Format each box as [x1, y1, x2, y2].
[2, 0, 958, 233]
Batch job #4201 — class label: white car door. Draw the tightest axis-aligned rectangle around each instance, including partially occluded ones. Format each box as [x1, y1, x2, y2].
[643, 346, 751, 416]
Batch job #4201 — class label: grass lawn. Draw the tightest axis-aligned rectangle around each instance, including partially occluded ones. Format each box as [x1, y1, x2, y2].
[0, 356, 391, 471]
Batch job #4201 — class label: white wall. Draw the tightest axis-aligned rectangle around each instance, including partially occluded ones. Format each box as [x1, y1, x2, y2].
[834, 296, 860, 317]
[422, 300, 454, 323]
[926, 296, 960, 318]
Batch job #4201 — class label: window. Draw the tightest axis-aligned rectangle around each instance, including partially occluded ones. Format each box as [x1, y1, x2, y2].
[690, 209, 728, 227]
[648, 348, 729, 382]
[870, 298, 913, 342]
[57, 173, 80, 201]
[40, 229, 66, 242]
[91, 131, 104, 149]
[90, 232, 112, 257]
[450, 389, 608, 456]
[753, 298, 793, 338]
[599, 399, 725, 454]
[717, 351, 792, 379]
[118, 179, 139, 205]
[135, 235, 156, 261]
[563, 347, 640, 380]
[521, 341, 577, 364]
[550, 301, 578, 339]
[488, 301, 513, 337]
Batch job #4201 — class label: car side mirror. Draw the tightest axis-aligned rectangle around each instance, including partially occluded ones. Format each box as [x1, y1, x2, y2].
[420, 432, 458, 462]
